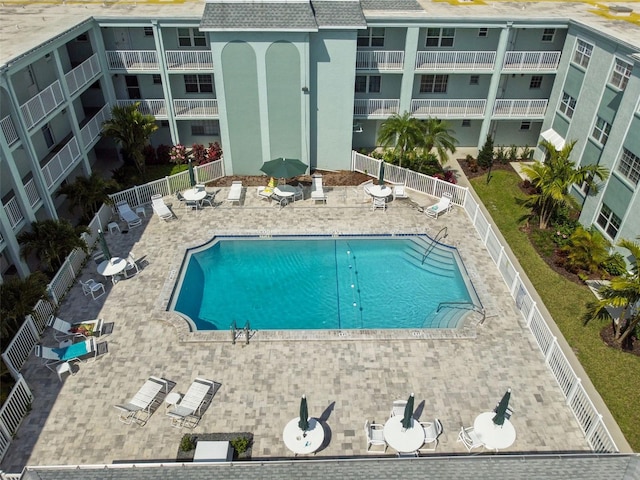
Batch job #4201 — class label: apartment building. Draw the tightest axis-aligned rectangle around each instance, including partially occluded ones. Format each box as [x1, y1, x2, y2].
[0, 0, 638, 280]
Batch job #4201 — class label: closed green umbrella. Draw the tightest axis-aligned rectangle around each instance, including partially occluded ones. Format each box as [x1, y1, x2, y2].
[188, 160, 196, 187]
[378, 161, 385, 186]
[260, 158, 308, 180]
[97, 229, 111, 261]
[492, 388, 512, 426]
[298, 394, 309, 431]
[401, 393, 415, 429]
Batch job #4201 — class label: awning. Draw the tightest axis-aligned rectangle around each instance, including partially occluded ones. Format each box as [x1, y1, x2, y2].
[540, 128, 566, 151]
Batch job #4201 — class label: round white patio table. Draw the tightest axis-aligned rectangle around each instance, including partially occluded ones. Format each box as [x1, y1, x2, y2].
[283, 417, 324, 455]
[97, 257, 127, 284]
[473, 412, 516, 450]
[383, 416, 425, 453]
[183, 188, 207, 203]
[368, 185, 392, 198]
[274, 185, 296, 198]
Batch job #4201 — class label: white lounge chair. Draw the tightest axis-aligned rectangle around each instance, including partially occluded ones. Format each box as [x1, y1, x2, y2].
[114, 376, 168, 425]
[425, 192, 453, 219]
[418, 418, 443, 453]
[46, 315, 103, 341]
[457, 426, 484, 452]
[79, 278, 105, 300]
[151, 194, 175, 221]
[35, 338, 98, 372]
[364, 420, 387, 453]
[227, 181, 243, 205]
[311, 174, 327, 204]
[393, 183, 409, 200]
[116, 201, 143, 228]
[167, 377, 215, 428]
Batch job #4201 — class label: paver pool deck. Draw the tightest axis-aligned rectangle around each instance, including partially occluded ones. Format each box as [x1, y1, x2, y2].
[2, 185, 590, 472]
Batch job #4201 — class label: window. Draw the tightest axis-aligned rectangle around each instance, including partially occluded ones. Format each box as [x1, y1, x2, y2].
[559, 92, 577, 118]
[529, 76, 543, 89]
[541, 28, 555, 42]
[572, 40, 593, 68]
[144, 27, 154, 37]
[357, 28, 385, 47]
[520, 121, 531, 130]
[469, 75, 479, 85]
[609, 59, 633, 90]
[591, 117, 611, 146]
[617, 148, 640, 185]
[461, 119, 471, 127]
[597, 204, 621, 239]
[355, 75, 381, 93]
[420, 74, 448, 93]
[75, 33, 88, 42]
[478, 28, 488, 37]
[41, 124, 54, 148]
[191, 120, 219, 136]
[177, 28, 206, 47]
[152, 74, 162, 85]
[426, 28, 455, 47]
[125, 75, 140, 98]
[184, 74, 213, 93]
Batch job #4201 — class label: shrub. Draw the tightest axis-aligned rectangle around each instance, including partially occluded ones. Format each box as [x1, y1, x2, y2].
[495, 145, 507, 164]
[207, 142, 223, 162]
[467, 157, 478, 173]
[602, 253, 628, 277]
[477, 135, 494, 169]
[230, 436, 251, 454]
[551, 223, 577, 248]
[561, 225, 611, 274]
[191, 143, 207, 165]
[520, 145, 532, 160]
[179, 435, 196, 452]
[169, 144, 189, 165]
[143, 145, 157, 165]
[507, 145, 519, 162]
[157, 144, 171, 164]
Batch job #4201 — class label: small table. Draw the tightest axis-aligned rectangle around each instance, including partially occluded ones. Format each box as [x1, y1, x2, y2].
[165, 392, 181, 409]
[97, 257, 127, 284]
[283, 417, 325, 455]
[183, 188, 207, 207]
[193, 441, 233, 462]
[135, 206, 146, 218]
[383, 416, 425, 453]
[473, 412, 516, 450]
[368, 185, 393, 198]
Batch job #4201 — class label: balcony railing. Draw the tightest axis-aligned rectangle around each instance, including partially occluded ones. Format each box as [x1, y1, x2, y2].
[19, 80, 64, 130]
[23, 178, 41, 209]
[415, 51, 496, 71]
[410, 99, 487, 118]
[65, 54, 101, 96]
[493, 99, 548, 118]
[80, 105, 111, 150]
[105, 51, 159, 71]
[353, 99, 399, 117]
[355, 51, 404, 71]
[41, 137, 81, 190]
[3, 196, 25, 230]
[502, 51, 561, 71]
[1, 115, 19, 146]
[165, 50, 214, 70]
[116, 99, 168, 118]
[173, 99, 219, 117]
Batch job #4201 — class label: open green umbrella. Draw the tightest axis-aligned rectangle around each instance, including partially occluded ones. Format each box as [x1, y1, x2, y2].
[378, 161, 385, 186]
[492, 388, 512, 426]
[188, 160, 196, 187]
[260, 158, 308, 180]
[298, 394, 309, 431]
[401, 393, 415, 429]
[97, 229, 111, 261]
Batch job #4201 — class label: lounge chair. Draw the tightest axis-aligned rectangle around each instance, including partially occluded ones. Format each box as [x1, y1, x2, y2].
[364, 420, 387, 453]
[227, 181, 243, 205]
[35, 337, 98, 372]
[425, 192, 453, 219]
[114, 376, 168, 425]
[116, 201, 143, 228]
[258, 177, 276, 201]
[311, 174, 327, 204]
[167, 377, 216, 428]
[46, 315, 103, 341]
[418, 418, 443, 453]
[151, 194, 175, 221]
[393, 182, 409, 200]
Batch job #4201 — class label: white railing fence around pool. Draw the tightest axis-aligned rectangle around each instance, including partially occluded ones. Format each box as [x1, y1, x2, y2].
[0, 375, 33, 463]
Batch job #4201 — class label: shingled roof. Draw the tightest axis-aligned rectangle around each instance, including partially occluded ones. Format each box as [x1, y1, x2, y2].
[201, 0, 319, 31]
[311, 1, 367, 29]
[360, 0, 423, 11]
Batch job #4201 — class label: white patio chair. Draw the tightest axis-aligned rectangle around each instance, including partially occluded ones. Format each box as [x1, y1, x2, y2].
[47, 315, 103, 341]
[425, 192, 453, 219]
[116, 201, 143, 228]
[124, 252, 139, 278]
[167, 378, 215, 428]
[364, 420, 387, 453]
[418, 418, 443, 453]
[201, 189, 219, 207]
[79, 278, 105, 300]
[457, 426, 484, 452]
[293, 183, 304, 201]
[114, 376, 168, 426]
[397, 451, 418, 457]
[372, 196, 386, 211]
[151, 194, 175, 221]
[389, 399, 407, 418]
[393, 183, 409, 200]
[311, 174, 327, 204]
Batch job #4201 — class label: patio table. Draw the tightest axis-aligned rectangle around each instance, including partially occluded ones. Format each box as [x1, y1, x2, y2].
[97, 257, 127, 284]
[473, 411, 516, 450]
[383, 416, 425, 453]
[368, 185, 392, 199]
[183, 188, 207, 208]
[283, 417, 324, 455]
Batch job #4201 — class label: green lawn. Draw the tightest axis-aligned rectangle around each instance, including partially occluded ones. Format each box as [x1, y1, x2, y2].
[470, 169, 640, 452]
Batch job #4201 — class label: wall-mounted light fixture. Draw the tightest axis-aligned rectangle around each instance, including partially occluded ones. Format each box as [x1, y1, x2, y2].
[301, 87, 309, 93]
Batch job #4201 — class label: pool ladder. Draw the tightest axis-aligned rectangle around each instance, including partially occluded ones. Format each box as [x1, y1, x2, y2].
[231, 320, 252, 345]
[422, 227, 448, 264]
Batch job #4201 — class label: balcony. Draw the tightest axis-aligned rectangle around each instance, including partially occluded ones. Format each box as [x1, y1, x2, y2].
[3, 196, 25, 230]
[116, 99, 168, 118]
[502, 51, 561, 71]
[173, 99, 219, 118]
[355, 51, 404, 71]
[106, 51, 159, 71]
[165, 51, 213, 71]
[41, 137, 81, 190]
[353, 99, 399, 117]
[80, 105, 111, 150]
[410, 99, 487, 118]
[1, 115, 19, 147]
[493, 99, 548, 118]
[23, 178, 42, 209]
[415, 51, 496, 71]
[19, 80, 64, 130]
[65, 54, 101, 96]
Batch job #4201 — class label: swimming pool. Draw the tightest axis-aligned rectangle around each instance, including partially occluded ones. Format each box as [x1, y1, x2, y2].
[168, 235, 480, 331]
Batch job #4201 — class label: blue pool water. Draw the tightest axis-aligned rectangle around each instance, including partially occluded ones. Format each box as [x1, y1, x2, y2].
[169, 235, 476, 331]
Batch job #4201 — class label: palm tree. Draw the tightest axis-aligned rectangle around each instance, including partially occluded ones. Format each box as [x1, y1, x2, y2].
[57, 172, 119, 222]
[562, 225, 611, 274]
[102, 102, 158, 178]
[421, 117, 458, 164]
[377, 112, 424, 169]
[17, 219, 90, 272]
[584, 239, 640, 349]
[0, 272, 49, 342]
[522, 140, 609, 229]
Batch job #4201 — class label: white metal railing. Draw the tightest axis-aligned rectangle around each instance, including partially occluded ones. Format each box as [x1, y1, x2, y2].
[0, 316, 40, 378]
[353, 99, 399, 117]
[2, 196, 24, 230]
[503, 51, 562, 71]
[493, 99, 548, 118]
[1, 115, 19, 146]
[41, 136, 81, 190]
[19, 80, 64, 130]
[0, 375, 33, 462]
[64, 54, 101, 96]
[23, 178, 41, 209]
[105, 50, 159, 71]
[80, 105, 111, 150]
[116, 99, 167, 118]
[355, 51, 404, 71]
[173, 99, 219, 117]
[415, 51, 496, 71]
[410, 99, 486, 118]
[165, 50, 214, 70]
